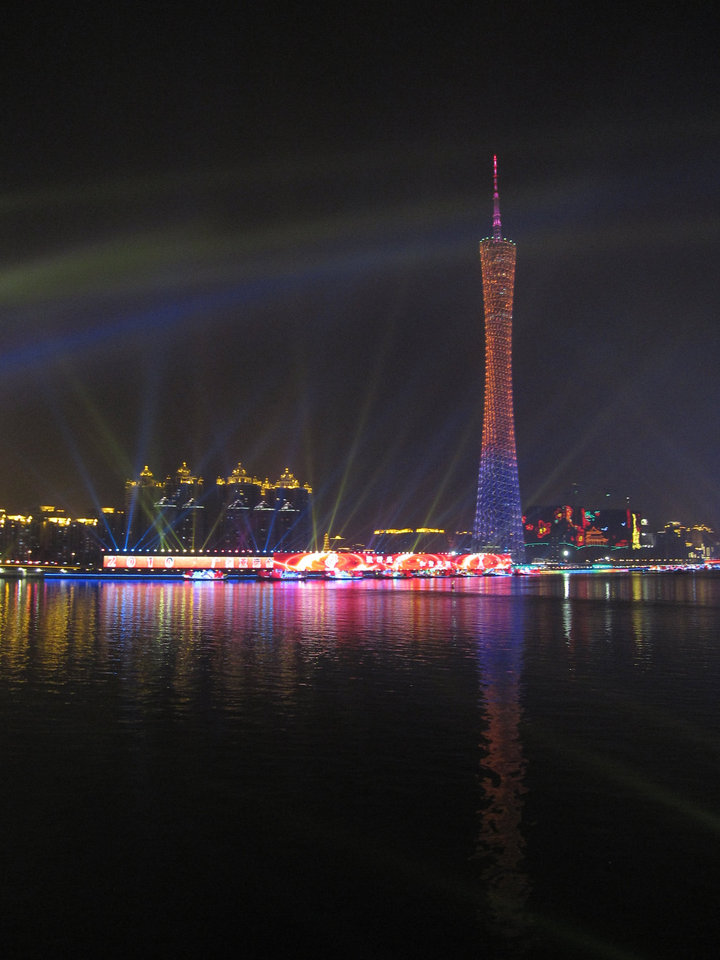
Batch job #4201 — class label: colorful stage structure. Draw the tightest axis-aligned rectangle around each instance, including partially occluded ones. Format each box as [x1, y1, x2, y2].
[473, 157, 525, 561]
[102, 551, 512, 579]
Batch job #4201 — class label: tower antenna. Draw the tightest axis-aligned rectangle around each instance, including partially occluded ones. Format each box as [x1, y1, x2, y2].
[492, 154, 502, 240]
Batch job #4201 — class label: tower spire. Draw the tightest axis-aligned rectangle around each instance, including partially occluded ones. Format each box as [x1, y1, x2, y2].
[492, 154, 502, 240]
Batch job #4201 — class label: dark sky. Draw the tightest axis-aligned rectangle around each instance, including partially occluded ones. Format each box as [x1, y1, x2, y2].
[2, 2, 719, 540]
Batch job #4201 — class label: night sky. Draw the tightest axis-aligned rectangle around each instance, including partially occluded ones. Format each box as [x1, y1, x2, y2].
[2, 2, 719, 541]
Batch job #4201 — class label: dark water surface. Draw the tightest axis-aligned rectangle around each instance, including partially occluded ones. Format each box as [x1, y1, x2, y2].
[2, 573, 720, 958]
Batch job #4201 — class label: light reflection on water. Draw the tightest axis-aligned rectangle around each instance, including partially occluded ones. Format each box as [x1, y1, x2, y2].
[2, 573, 720, 958]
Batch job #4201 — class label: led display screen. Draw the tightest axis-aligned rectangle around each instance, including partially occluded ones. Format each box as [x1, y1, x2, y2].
[102, 552, 511, 576]
[104, 555, 273, 570]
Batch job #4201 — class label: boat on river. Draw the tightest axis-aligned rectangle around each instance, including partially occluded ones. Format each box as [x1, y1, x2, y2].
[183, 569, 228, 581]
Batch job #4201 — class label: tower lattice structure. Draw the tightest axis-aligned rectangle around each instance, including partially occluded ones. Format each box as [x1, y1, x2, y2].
[473, 157, 525, 559]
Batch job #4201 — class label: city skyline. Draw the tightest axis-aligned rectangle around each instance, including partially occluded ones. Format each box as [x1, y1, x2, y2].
[2, 6, 718, 537]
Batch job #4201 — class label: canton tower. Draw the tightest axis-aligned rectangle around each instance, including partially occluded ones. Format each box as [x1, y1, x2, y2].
[473, 157, 525, 560]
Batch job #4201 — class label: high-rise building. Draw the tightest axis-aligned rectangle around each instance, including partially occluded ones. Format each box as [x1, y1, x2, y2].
[123, 465, 159, 550]
[252, 468, 313, 552]
[123, 462, 205, 552]
[473, 157, 525, 559]
[209, 463, 264, 552]
[156, 462, 205, 552]
[120, 461, 313, 555]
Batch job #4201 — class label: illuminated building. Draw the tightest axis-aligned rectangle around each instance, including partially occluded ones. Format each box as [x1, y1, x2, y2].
[156, 462, 205, 553]
[523, 505, 644, 560]
[0, 459, 311, 566]
[370, 528, 449, 553]
[99, 506, 125, 549]
[123, 462, 207, 552]
[473, 157, 525, 560]
[35, 507, 99, 565]
[210, 463, 264, 552]
[688, 524, 716, 559]
[120, 461, 313, 555]
[0, 510, 34, 562]
[0, 507, 99, 567]
[252, 468, 313, 552]
[654, 522, 717, 560]
[123, 465, 159, 550]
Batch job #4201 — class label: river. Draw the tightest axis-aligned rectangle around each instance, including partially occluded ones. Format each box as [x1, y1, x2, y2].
[2, 572, 719, 958]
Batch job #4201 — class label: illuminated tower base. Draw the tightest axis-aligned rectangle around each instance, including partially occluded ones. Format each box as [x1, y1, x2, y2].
[473, 158, 525, 561]
[473, 440, 525, 559]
